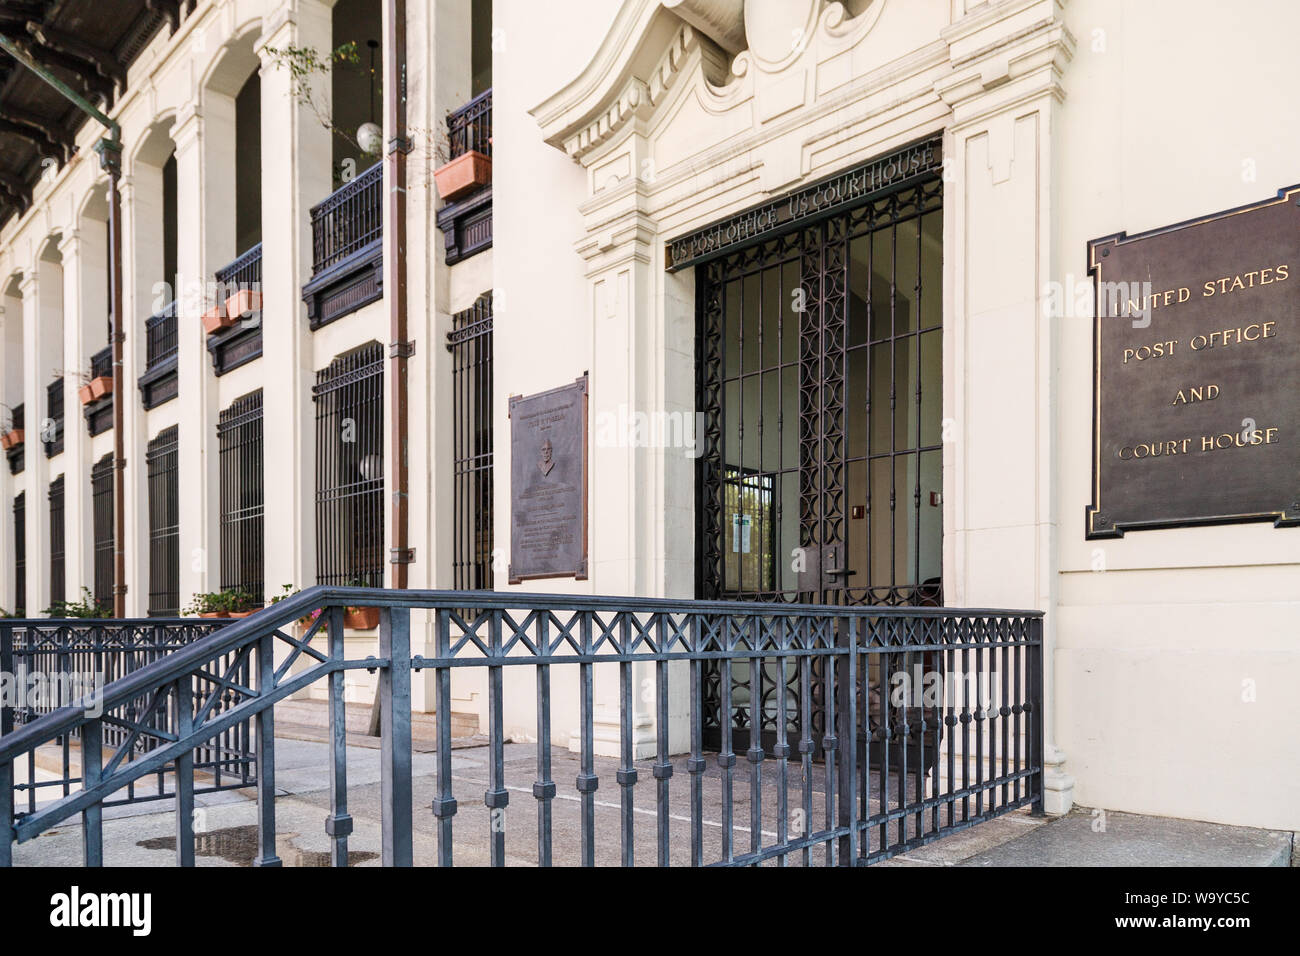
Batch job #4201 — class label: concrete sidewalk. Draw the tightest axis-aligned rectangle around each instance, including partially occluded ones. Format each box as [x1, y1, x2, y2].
[9, 734, 1294, 867]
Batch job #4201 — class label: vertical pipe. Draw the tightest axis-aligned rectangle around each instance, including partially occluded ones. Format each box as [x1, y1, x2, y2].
[385, 0, 410, 588]
[108, 163, 126, 617]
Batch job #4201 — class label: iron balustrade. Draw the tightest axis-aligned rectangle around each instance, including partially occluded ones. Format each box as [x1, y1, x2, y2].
[209, 245, 264, 375]
[0, 588, 1043, 867]
[47, 476, 64, 608]
[146, 428, 180, 616]
[214, 243, 263, 296]
[91, 454, 115, 610]
[313, 344, 384, 588]
[0, 618, 245, 817]
[44, 378, 63, 458]
[217, 393, 265, 606]
[11, 492, 24, 617]
[447, 88, 492, 159]
[144, 301, 178, 369]
[89, 345, 112, 381]
[447, 293, 494, 592]
[310, 161, 383, 275]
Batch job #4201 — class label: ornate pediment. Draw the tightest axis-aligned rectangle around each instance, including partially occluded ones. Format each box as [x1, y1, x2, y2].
[532, 0, 889, 162]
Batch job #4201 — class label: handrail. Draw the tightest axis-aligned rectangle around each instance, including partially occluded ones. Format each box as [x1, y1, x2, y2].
[2, 587, 1045, 867]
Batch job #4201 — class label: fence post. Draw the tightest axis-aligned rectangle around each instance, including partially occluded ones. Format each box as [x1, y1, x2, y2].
[380, 606, 413, 866]
[1030, 616, 1045, 816]
[1, 622, 13, 738]
[837, 614, 858, 866]
[253, 632, 282, 866]
[325, 606, 353, 866]
[2, 622, 16, 866]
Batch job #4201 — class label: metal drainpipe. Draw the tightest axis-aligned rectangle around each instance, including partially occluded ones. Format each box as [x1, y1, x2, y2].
[0, 36, 127, 616]
[386, 0, 411, 590]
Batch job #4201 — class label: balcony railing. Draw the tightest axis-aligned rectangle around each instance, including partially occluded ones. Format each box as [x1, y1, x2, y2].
[139, 301, 179, 409]
[84, 347, 114, 437]
[303, 165, 384, 329]
[0, 588, 1044, 868]
[208, 244, 264, 376]
[145, 301, 178, 369]
[448, 88, 492, 159]
[44, 378, 63, 458]
[89, 345, 112, 380]
[311, 161, 383, 274]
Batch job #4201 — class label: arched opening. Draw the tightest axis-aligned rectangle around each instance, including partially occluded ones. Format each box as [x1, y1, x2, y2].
[131, 121, 180, 404]
[234, 71, 262, 256]
[330, 0, 383, 179]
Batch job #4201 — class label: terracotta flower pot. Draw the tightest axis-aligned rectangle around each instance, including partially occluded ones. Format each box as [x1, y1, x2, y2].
[199, 611, 230, 619]
[2, 429, 23, 450]
[228, 608, 261, 619]
[433, 150, 492, 202]
[202, 302, 234, 334]
[89, 376, 113, 400]
[224, 289, 262, 321]
[344, 607, 381, 630]
[79, 383, 96, 406]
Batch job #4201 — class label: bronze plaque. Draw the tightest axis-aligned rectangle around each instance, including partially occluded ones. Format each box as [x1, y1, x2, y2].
[508, 375, 589, 582]
[1086, 185, 1300, 538]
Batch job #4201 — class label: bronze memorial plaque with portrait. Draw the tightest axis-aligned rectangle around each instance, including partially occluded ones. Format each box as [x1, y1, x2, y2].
[508, 375, 589, 582]
[1086, 185, 1300, 538]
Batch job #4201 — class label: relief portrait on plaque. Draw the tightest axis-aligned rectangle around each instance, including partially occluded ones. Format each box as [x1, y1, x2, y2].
[508, 374, 589, 582]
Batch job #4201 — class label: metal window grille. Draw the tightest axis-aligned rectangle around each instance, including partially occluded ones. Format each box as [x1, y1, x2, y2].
[5, 403, 22, 476]
[447, 88, 492, 159]
[47, 475, 64, 607]
[446, 292, 494, 591]
[217, 391, 264, 605]
[144, 301, 178, 369]
[313, 342, 384, 588]
[91, 454, 114, 609]
[44, 378, 63, 458]
[310, 161, 383, 274]
[12, 492, 24, 616]
[146, 427, 180, 616]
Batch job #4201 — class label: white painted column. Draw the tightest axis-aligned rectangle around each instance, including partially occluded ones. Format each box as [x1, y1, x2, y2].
[256, 1, 333, 603]
[58, 230, 95, 603]
[174, 105, 225, 607]
[20, 269, 51, 611]
[937, 3, 1075, 813]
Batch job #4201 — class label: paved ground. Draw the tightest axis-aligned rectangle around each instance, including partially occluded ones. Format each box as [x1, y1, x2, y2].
[9, 729, 1294, 867]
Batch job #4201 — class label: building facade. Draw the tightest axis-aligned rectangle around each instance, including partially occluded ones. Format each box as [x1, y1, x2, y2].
[1, 0, 1296, 833]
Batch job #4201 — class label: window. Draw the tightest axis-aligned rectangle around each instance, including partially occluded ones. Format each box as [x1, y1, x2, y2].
[447, 293, 494, 590]
[91, 453, 114, 610]
[48, 475, 64, 608]
[44, 378, 63, 458]
[313, 342, 384, 587]
[218, 391, 264, 604]
[147, 427, 180, 616]
[12, 492, 24, 616]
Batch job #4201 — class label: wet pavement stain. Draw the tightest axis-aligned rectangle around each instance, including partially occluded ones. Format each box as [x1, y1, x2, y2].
[137, 825, 379, 867]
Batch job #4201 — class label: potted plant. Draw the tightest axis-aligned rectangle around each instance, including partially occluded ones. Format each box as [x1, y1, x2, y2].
[202, 299, 234, 334]
[78, 379, 96, 405]
[344, 578, 380, 630]
[223, 287, 263, 322]
[45, 587, 112, 619]
[89, 374, 113, 400]
[186, 591, 231, 618]
[272, 585, 324, 630]
[226, 589, 261, 618]
[433, 149, 491, 202]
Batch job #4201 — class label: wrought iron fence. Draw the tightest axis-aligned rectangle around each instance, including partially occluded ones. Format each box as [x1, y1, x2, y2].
[47, 476, 64, 608]
[313, 344, 384, 588]
[310, 161, 383, 275]
[11, 492, 24, 617]
[448, 88, 492, 159]
[91, 454, 114, 610]
[44, 378, 62, 458]
[0, 618, 244, 817]
[147, 428, 180, 616]
[0, 588, 1042, 867]
[217, 392, 264, 605]
[214, 243, 263, 297]
[144, 301, 178, 369]
[447, 293, 494, 592]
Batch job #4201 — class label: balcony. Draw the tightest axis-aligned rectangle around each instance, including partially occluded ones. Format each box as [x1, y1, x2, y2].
[3, 402, 23, 475]
[302, 160, 384, 330]
[81, 345, 114, 437]
[43, 378, 63, 458]
[137, 300, 179, 409]
[435, 89, 493, 265]
[206, 244, 264, 376]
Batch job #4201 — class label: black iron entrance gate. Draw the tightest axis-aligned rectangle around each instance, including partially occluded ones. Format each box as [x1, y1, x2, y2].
[692, 161, 944, 751]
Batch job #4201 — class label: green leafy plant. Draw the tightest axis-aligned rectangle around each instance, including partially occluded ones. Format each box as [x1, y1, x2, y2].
[269, 584, 297, 604]
[263, 41, 368, 154]
[45, 587, 111, 619]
